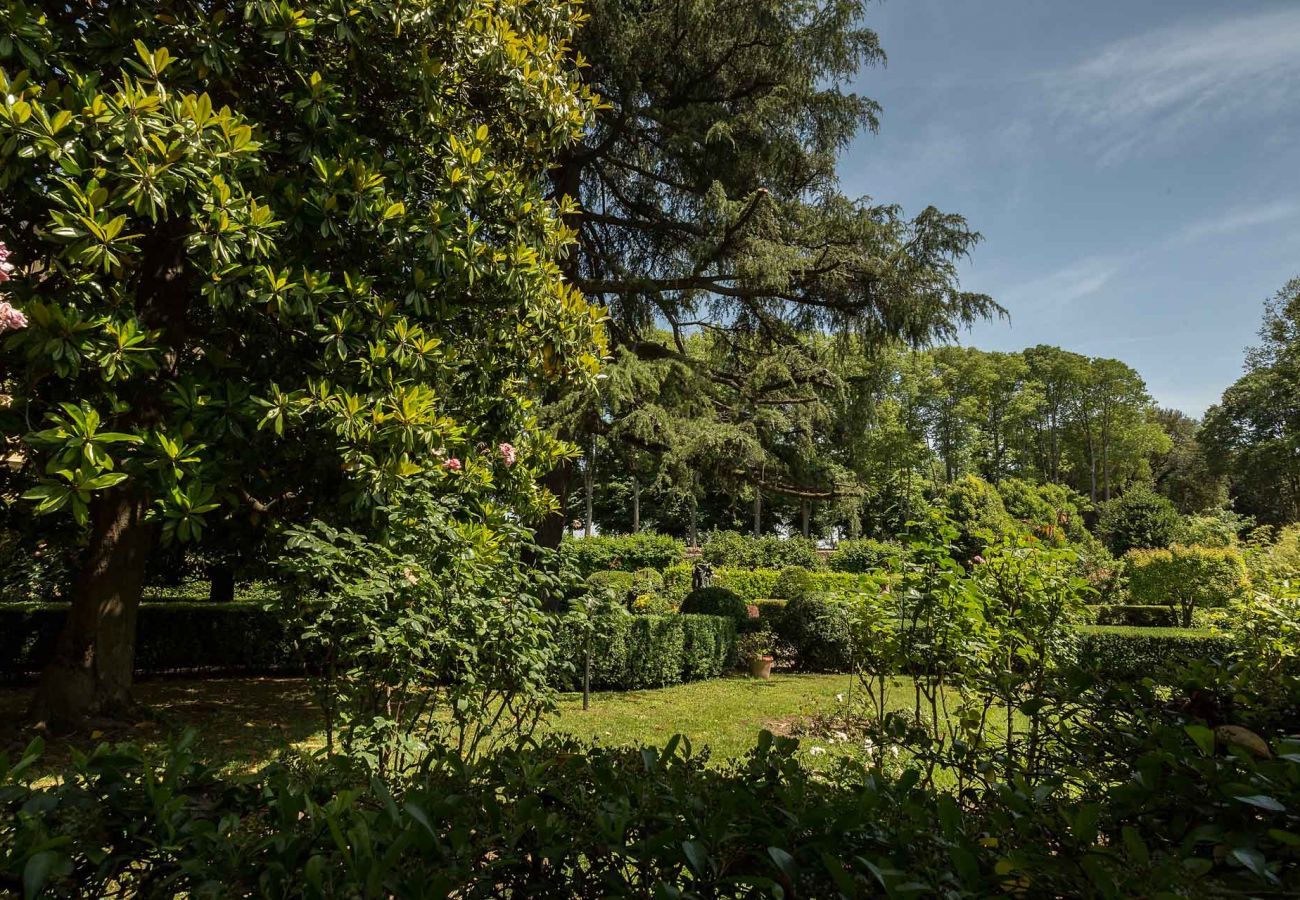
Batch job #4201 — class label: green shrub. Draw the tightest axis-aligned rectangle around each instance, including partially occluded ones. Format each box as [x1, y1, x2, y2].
[1074, 625, 1236, 682]
[0, 603, 299, 682]
[1097, 486, 1183, 555]
[1177, 507, 1253, 548]
[771, 567, 815, 600]
[629, 593, 677, 615]
[701, 531, 821, 569]
[751, 599, 788, 624]
[561, 533, 685, 575]
[997, 478, 1091, 546]
[587, 570, 635, 600]
[1095, 604, 1181, 628]
[712, 568, 780, 602]
[661, 564, 692, 603]
[778, 593, 852, 672]
[1126, 545, 1249, 625]
[940, 475, 1020, 561]
[826, 538, 903, 573]
[631, 568, 664, 595]
[679, 586, 749, 626]
[551, 613, 734, 690]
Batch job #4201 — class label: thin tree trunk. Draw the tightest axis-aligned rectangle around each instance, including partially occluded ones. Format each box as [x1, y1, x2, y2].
[631, 475, 640, 533]
[800, 498, 810, 538]
[688, 502, 698, 548]
[583, 436, 595, 538]
[30, 486, 154, 728]
[752, 488, 762, 537]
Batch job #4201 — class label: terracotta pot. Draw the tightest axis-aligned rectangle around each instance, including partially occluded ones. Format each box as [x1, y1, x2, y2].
[749, 655, 774, 680]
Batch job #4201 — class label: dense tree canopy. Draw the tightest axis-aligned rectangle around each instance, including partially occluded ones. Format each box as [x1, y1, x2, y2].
[0, 0, 601, 723]
[1203, 277, 1300, 526]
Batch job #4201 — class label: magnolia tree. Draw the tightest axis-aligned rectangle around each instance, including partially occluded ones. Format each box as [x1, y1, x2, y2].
[0, 0, 601, 726]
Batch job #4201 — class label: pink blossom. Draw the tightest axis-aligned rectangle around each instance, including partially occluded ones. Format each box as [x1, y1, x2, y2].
[0, 300, 26, 334]
[442, 457, 462, 471]
[973, 555, 985, 565]
[498, 442, 517, 466]
[0, 241, 11, 284]
[746, 604, 760, 619]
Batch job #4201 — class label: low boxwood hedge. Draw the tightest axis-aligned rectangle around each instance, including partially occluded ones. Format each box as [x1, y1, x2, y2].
[0, 602, 300, 683]
[551, 613, 736, 690]
[1074, 625, 1237, 682]
[1094, 604, 1181, 627]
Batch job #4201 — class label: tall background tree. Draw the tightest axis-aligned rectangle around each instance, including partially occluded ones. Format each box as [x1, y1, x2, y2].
[537, 0, 999, 544]
[0, 0, 600, 725]
[1203, 277, 1300, 525]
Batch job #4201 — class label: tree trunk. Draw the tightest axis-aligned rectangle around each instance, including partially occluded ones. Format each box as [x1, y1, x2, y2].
[752, 488, 762, 538]
[29, 487, 154, 728]
[534, 461, 571, 550]
[208, 562, 236, 604]
[688, 502, 698, 548]
[800, 498, 810, 538]
[631, 475, 640, 533]
[583, 436, 595, 538]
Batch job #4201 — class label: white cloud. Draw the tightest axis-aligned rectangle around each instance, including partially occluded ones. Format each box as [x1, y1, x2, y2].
[1049, 8, 1300, 162]
[1170, 199, 1300, 244]
[999, 253, 1130, 311]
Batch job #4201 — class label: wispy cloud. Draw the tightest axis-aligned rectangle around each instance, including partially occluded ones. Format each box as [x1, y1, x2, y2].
[1170, 199, 1300, 245]
[998, 253, 1130, 311]
[1048, 8, 1300, 163]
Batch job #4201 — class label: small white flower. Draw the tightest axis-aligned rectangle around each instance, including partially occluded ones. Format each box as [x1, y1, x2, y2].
[831, 730, 849, 743]
[890, 745, 901, 758]
[835, 693, 844, 703]
[808, 745, 826, 757]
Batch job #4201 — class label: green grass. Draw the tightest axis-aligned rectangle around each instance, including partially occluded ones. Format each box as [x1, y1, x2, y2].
[1, 672, 974, 779]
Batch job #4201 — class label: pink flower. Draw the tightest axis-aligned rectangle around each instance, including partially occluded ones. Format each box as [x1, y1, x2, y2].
[0, 241, 14, 284]
[0, 300, 26, 334]
[498, 442, 517, 466]
[442, 457, 462, 471]
[746, 604, 760, 619]
[973, 555, 986, 565]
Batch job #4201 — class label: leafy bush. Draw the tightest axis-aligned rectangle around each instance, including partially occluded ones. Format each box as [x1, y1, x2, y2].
[700, 531, 821, 569]
[1095, 604, 1182, 627]
[679, 586, 748, 627]
[630, 593, 677, 616]
[661, 564, 693, 603]
[939, 474, 1020, 561]
[711, 568, 780, 601]
[0, 603, 299, 683]
[562, 533, 686, 575]
[1074, 626, 1236, 681]
[998, 477, 1092, 545]
[771, 566, 815, 600]
[778, 593, 852, 671]
[1097, 486, 1183, 555]
[631, 567, 665, 595]
[825, 538, 903, 573]
[10, 724, 1295, 898]
[587, 570, 635, 600]
[552, 613, 735, 689]
[751, 599, 788, 624]
[1126, 545, 1249, 625]
[1177, 506, 1253, 548]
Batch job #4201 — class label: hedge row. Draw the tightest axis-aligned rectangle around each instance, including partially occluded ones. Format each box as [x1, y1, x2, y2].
[1074, 626, 1237, 682]
[551, 614, 736, 690]
[2, 604, 738, 692]
[659, 566, 884, 604]
[1, 603, 299, 683]
[1093, 604, 1181, 628]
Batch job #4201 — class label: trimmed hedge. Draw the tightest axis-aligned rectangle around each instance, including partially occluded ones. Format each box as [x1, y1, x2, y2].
[826, 538, 904, 573]
[552, 613, 736, 690]
[561, 533, 685, 576]
[0, 602, 299, 683]
[777, 594, 852, 672]
[1094, 604, 1181, 628]
[701, 531, 822, 570]
[1075, 625, 1237, 682]
[680, 586, 748, 627]
[659, 566, 886, 604]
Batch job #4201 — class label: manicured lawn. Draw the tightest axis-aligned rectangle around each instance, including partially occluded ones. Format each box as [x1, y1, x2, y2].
[0, 672, 943, 777]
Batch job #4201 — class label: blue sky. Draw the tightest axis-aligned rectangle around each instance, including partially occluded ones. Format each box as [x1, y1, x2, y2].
[840, 0, 1300, 414]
